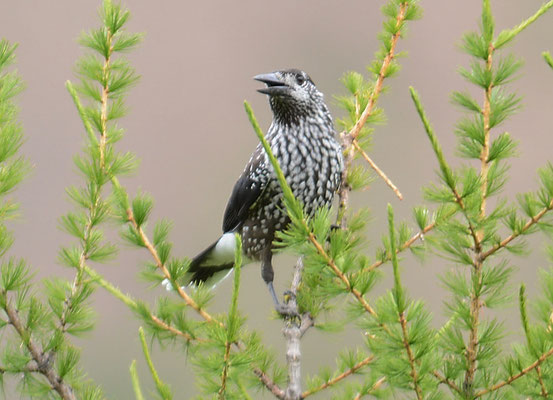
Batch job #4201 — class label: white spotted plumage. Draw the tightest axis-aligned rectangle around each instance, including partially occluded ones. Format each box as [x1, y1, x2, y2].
[187, 69, 344, 295]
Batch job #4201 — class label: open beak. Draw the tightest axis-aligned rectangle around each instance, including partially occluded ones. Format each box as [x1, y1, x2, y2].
[254, 72, 288, 95]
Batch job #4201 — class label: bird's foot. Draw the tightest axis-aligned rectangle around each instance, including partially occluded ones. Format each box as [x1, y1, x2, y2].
[267, 282, 300, 317]
[274, 302, 300, 317]
[274, 290, 300, 317]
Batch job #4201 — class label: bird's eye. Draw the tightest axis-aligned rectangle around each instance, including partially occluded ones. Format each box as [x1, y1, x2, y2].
[296, 75, 306, 85]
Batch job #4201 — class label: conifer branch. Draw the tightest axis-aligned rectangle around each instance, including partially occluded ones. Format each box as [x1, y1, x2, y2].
[399, 311, 422, 399]
[139, 327, 172, 399]
[300, 355, 374, 398]
[83, 264, 198, 342]
[353, 377, 386, 399]
[307, 232, 379, 318]
[347, 3, 408, 141]
[367, 214, 444, 272]
[218, 341, 232, 399]
[2, 297, 77, 400]
[130, 360, 145, 400]
[124, 205, 221, 326]
[346, 207, 458, 282]
[493, 0, 553, 49]
[99, 24, 112, 169]
[474, 345, 553, 397]
[431, 370, 462, 394]
[410, 86, 482, 254]
[519, 285, 549, 397]
[465, 7, 494, 388]
[59, 184, 104, 337]
[479, 43, 493, 218]
[71, 78, 213, 337]
[338, 1, 410, 223]
[73, 2, 218, 327]
[388, 205, 423, 399]
[253, 369, 286, 399]
[480, 198, 553, 260]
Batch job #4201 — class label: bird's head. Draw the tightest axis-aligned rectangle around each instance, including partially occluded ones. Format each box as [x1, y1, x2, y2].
[254, 69, 326, 124]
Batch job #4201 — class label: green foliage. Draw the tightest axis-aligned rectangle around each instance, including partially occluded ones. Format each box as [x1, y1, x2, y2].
[335, 0, 421, 193]
[408, 1, 553, 397]
[3, 0, 553, 398]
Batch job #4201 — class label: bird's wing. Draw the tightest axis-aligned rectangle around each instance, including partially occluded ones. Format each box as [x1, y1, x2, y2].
[222, 146, 268, 232]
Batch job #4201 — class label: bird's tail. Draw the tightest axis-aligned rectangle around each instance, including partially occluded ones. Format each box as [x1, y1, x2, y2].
[187, 232, 238, 287]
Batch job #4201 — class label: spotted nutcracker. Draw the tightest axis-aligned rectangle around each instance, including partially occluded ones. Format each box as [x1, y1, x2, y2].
[186, 69, 344, 308]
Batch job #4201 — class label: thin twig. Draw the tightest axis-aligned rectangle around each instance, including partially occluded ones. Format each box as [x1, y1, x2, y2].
[353, 140, 403, 200]
[300, 355, 374, 398]
[480, 199, 553, 260]
[3, 298, 76, 400]
[353, 376, 386, 400]
[431, 370, 463, 395]
[83, 264, 199, 342]
[367, 218, 440, 272]
[253, 368, 286, 399]
[307, 233, 378, 318]
[474, 346, 553, 397]
[536, 365, 548, 397]
[218, 341, 232, 399]
[399, 311, 422, 399]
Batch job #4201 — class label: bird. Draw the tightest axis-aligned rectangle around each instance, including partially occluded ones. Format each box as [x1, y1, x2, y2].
[185, 68, 344, 310]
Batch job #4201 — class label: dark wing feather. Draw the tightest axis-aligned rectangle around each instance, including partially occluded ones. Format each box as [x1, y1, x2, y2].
[222, 148, 267, 232]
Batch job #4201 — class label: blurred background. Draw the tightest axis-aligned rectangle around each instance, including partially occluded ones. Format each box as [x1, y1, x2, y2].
[1, 0, 553, 398]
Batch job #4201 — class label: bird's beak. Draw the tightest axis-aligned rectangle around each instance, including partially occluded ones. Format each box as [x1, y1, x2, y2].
[254, 72, 288, 95]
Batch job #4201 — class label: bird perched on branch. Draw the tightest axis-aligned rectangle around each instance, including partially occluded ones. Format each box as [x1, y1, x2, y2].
[186, 68, 344, 310]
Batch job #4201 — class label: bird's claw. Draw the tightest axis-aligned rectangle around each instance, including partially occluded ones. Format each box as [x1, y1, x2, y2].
[274, 302, 300, 318]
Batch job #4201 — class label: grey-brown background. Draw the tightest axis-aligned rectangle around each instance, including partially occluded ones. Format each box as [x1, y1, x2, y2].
[1, 1, 552, 398]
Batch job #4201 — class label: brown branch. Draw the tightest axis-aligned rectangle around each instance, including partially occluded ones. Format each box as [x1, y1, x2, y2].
[479, 44, 494, 218]
[3, 298, 76, 400]
[431, 370, 463, 395]
[99, 27, 113, 169]
[253, 368, 286, 399]
[536, 365, 548, 397]
[346, 207, 459, 283]
[353, 376, 386, 400]
[474, 346, 553, 397]
[307, 233, 378, 318]
[149, 314, 199, 343]
[480, 199, 553, 260]
[464, 43, 494, 394]
[300, 355, 374, 398]
[367, 218, 440, 272]
[218, 340, 232, 399]
[353, 140, 403, 200]
[399, 311, 423, 399]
